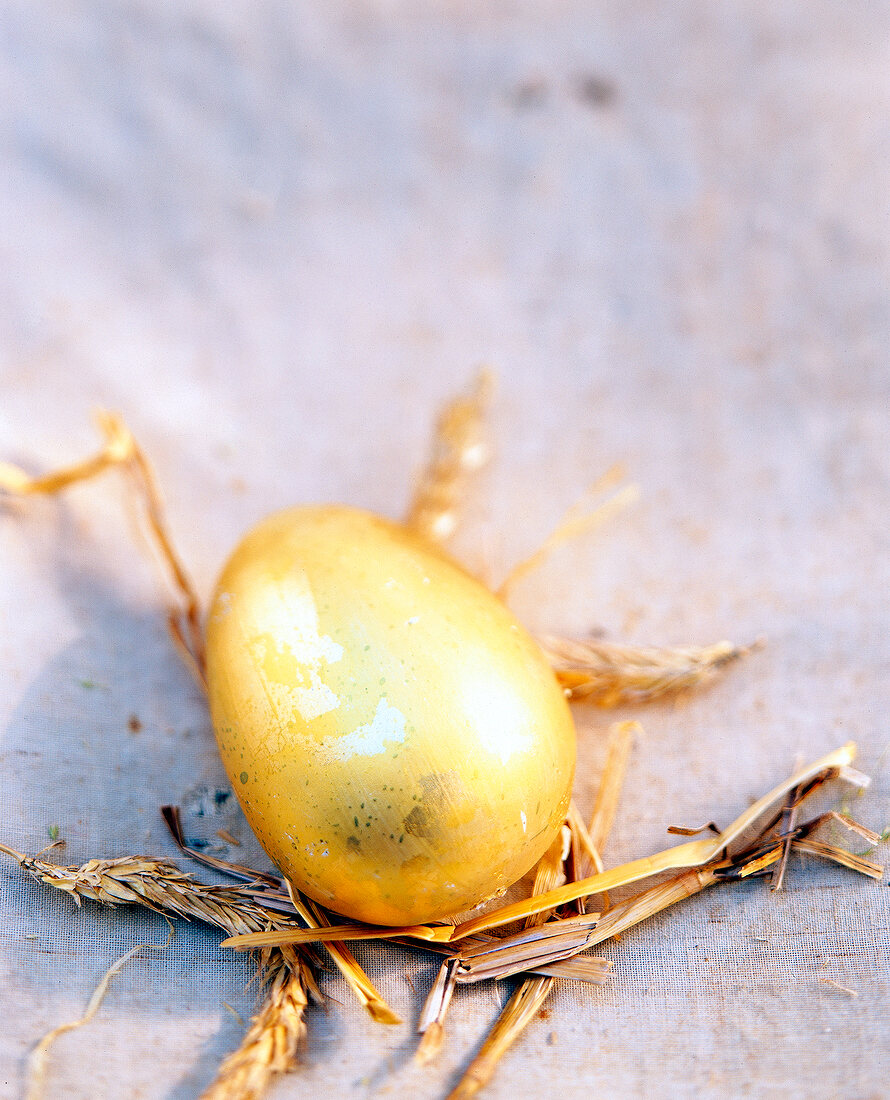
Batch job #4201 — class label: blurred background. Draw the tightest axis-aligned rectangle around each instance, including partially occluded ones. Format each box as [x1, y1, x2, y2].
[1, 4, 888, 1098]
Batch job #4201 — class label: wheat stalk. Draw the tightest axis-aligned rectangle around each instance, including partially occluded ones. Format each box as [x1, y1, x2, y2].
[404, 369, 493, 543]
[0, 847, 293, 936]
[201, 948, 314, 1100]
[0, 845, 317, 1099]
[540, 635, 756, 705]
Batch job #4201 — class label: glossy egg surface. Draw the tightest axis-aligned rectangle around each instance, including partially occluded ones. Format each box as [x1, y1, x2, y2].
[206, 505, 576, 926]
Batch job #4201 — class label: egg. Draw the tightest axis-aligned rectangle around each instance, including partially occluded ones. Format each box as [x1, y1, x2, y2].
[206, 504, 576, 926]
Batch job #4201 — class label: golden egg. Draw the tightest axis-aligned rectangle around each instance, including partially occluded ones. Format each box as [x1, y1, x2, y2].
[206, 505, 576, 926]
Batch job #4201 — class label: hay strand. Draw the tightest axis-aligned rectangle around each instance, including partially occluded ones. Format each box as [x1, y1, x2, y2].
[26, 941, 165, 1100]
[445, 977, 553, 1100]
[498, 472, 638, 601]
[0, 410, 205, 685]
[587, 720, 637, 864]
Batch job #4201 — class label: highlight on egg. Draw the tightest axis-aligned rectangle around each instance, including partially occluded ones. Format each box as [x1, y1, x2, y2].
[206, 505, 576, 926]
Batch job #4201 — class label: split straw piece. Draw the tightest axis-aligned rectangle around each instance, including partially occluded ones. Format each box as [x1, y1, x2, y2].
[808, 809, 882, 845]
[416, 958, 460, 1041]
[793, 839, 884, 879]
[453, 915, 603, 984]
[404, 935, 611, 987]
[222, 742, 858, 952]
[449, 741, 857, 940]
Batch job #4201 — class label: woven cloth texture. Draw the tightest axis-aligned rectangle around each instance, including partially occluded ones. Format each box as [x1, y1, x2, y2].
[1, 5, 888, 1098]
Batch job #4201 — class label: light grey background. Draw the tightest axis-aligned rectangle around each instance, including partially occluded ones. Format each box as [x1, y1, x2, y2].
[1, 4, 888, 1098]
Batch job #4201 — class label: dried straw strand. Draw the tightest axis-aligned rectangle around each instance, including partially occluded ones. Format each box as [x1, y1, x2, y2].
[452, 836, 819, 986]
[162, 804, 399, 1025]
[566, 802, 602, 877]
[819, 977, 859, 997]
[525, 827, 572, 927]
[540, 636, 755, 706]
[770, 755, 803, 891]
[587, 720, 637, 865]
[0, 410, 205, 686]
[498, 472, 638, 601]
[599, 866, 722, 944]
[405, 369, 493, 543]
[291, 885, 402, 1025]
[223, 923, 439, 949]
[445, 978, 553, 1100]
[26, 941, 163, 1100]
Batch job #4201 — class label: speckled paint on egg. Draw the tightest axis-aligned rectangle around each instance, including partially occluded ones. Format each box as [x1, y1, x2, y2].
[206, 505, 576, 926]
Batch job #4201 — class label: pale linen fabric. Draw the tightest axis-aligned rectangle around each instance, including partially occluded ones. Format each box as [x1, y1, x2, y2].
[1, 5, 888, 1098]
